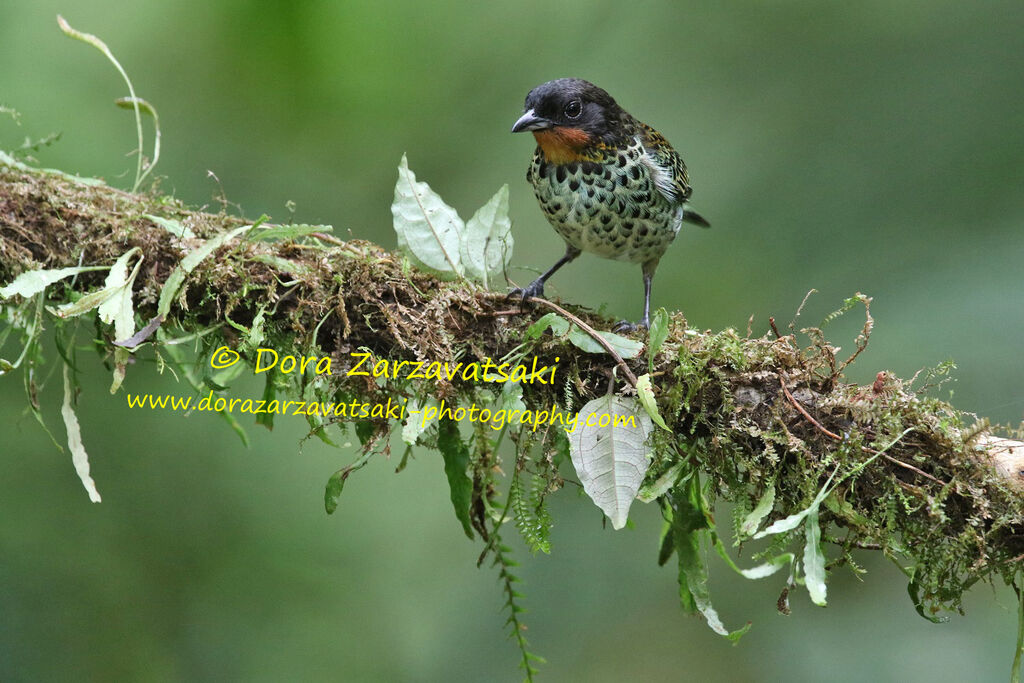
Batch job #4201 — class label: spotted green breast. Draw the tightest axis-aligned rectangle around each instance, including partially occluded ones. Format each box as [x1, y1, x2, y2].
[526, 129, 691, 266]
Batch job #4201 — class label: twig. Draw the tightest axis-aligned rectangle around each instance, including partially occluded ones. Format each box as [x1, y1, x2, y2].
[824, 535, 882, 550]
[529, 296, 638, 388]
[480, 291, 638, 388]
[878, 453, 945, 485]
[478, 308, 526, 317]
[780, 372, 948, 486]
[779, 373, 841, 440]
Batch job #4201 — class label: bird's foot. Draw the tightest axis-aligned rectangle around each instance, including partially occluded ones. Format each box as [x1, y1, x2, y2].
[611, 317, 649, 334]
[508, 278, 545, 303]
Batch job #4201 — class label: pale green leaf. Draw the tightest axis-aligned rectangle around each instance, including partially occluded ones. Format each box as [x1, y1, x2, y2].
[647, 308, 670, 372]
[737, 553, 795, 580]
[568, 395, 653, 529]
[739, 483, 776, 537]
[753, 468, 836, 539]
[49, 286, 119, 318]
[693, 590, 751, 641]
[460, 184, 513, 288]
[249, 223, 332, 242]
[804, 508, 828, 605]
[636, 373, 671, 431]
[62, 364, 101, 503]
[392, 154, 464, 278]
[525, 312, 568, 340]
[99, 249, 144, 393]
[97, 248, 143, 340]
[497, 380, 526, 414]
[401, 397, 438, 445]
[567, 325, 644, 359]
[250, 254, 314, 279]
[146, 214, 195, 239]
[0, 150, 104, 185]
[157, 225, 250, 317]
[0, 266, 106, 300]
[525, 312, 643, 359]
[243, 305, 267, 352]
[49, 247, 142, 322]
[671, 480, 750, 640]
[637, 461, 684, 503]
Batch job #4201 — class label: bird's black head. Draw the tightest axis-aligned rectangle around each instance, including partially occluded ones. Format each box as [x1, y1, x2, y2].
[512, 78, 625, 146]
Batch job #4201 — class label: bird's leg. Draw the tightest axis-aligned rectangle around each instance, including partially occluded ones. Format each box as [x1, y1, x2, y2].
[509, 245, 581, 301]
[612, 259, 658, 333]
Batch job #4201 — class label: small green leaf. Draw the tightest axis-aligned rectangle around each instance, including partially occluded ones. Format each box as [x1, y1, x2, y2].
[354, 420, 375, 446]
[98, 249, 144, 393]
[804, 508, 827, 606]
[437, 418, 474, 539]
[907, 570, 949, 624]
[146, 214, 195, 239]
[567, 325, 644, 359]
[392, 154, 464, 278]
[238, 304, 267, 355]
[671, 478, 750, 640]
[525, 312, 643, 359]
[97, 248, 143, 337]
[739, 484, 776, 537]
[647, 308, 669, 372]
[753, 467, 837, 539]
[256, 370, 276, 430]
[525, 312, 568, 340]
[823, 491, 872, 527]
[497, 380, 526, 414]
[734, 553, 795, 580]
[324, 451, 373, 514]
[636, 373, 671, 431]
[401, 396, 437, 445]
[250, 254, 314, 279]
[460, 184, 513, 289]
[657, 516, 676, 565]
[249, 223, 332, 242]
[324, 470, 345, 514]
[49, 285, 120, 318]
[61, 364, 101, 503]
[0, 266, 106, 300]
[157, 225, 250, 317]
[638, 461, 685, 503]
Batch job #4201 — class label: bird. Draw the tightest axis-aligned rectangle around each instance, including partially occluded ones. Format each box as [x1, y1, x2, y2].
[510, 78, 709, 332]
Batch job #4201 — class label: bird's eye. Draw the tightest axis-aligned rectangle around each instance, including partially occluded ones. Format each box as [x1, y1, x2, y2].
[563, 99, 583, 119]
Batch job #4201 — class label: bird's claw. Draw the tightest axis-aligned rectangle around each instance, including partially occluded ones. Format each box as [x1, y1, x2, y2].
[508, 279, 545, 303]
[611, 319, 648, 334]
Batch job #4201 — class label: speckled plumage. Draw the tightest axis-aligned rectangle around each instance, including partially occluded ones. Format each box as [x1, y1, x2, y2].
[511, 78, 709, 330]
[527, 134, 685, 266]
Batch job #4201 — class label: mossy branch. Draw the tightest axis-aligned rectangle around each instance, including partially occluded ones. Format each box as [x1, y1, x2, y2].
[2, 157, 1023, 631]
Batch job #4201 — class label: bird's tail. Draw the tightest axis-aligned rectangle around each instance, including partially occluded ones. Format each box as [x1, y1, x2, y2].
[682, 207, 711, 228]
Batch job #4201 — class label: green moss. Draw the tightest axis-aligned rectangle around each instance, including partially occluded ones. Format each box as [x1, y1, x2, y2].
[2, 157, 1023, 661]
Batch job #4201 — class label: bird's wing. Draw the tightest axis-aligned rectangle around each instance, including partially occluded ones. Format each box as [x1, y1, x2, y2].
[637, 124, 692, 206]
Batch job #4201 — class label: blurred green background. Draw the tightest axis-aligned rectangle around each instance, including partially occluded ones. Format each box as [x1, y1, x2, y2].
[2, 1, 1023, 681]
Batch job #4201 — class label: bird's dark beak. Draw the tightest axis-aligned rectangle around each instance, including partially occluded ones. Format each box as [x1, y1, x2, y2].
[512, 109, 553, 133]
